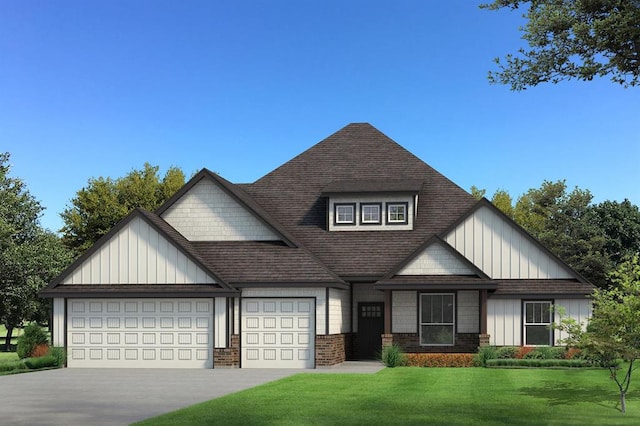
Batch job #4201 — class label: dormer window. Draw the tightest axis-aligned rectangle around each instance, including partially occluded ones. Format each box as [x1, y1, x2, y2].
[387, 203, 408, 224]
[361, 203, 381, 225]
[335, 203, 356, 225]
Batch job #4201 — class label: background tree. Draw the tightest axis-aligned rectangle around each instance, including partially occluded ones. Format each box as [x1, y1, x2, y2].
[61, 163, 185, 256]
[0, 153, 72, 350]
[482, 0, 640, 90]
[556, 255, 640, 413]
[589, 199, 640, 264]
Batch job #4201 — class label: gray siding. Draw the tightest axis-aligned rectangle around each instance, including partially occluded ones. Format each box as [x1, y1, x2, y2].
[457, 291, 479, 333]
[162, 179, 279, 241]
[392, 291, 417, 333]
[398, 241, 474, 275]
[329, 288, 351, 334]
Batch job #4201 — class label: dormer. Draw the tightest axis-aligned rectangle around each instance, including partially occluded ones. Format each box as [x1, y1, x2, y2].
[321, 179, 422, 231]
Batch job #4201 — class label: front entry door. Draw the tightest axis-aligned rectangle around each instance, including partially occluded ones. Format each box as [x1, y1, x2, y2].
[357, 302, 384, 359]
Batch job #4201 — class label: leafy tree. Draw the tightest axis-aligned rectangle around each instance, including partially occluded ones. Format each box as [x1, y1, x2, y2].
[556, 255, 640, 413]
[589, 199, 640, 264]
[61, 163, 185, 256]
[0, 153, 72, 350]
[482, 0, 640, 90]
[491, 189, 515, 218]
[470, 185, 487, 200]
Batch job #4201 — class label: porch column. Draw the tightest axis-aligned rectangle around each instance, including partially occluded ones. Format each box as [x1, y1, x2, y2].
[384, 290, 391, 334]
[480, 289, 487, 334]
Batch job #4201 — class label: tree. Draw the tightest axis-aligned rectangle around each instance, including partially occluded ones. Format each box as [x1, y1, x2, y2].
[482, 0, 640, 90]
[557, 255, 640, 413]
[589, 199, 640, 265]
[61, 163, 185, 256]
[0, 153, 72, 350]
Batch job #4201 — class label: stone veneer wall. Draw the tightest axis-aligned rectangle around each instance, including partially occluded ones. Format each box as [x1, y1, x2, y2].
[316, 334, 348, 366]
[392, 333, 480, 353]
[213, 334, 239, 367]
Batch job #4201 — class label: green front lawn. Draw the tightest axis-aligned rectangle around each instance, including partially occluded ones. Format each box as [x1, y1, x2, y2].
[0, 352, 18, 362]
[136, 367, 639, 425]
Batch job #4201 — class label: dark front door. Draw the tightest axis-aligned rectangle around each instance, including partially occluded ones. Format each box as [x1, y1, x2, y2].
[357, 302, 384, 359]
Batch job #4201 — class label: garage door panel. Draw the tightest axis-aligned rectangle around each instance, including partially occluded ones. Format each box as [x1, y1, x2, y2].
[67, 299, 213, 368]
[241, 298, 315, 368]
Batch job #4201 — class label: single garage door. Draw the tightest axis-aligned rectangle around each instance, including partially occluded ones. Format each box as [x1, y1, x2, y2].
[241, 298, 315, 368]
[67, 298, 213, 368]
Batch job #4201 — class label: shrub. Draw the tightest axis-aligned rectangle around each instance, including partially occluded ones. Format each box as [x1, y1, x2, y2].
[0, 360, 28, 373]
[524, 347, 552, 359]
[564, 347, 582, 360]
[548, 347, 567, 360]
[495, 346, 519, 359]
[24, 355, 58, 369]
[406, 353, 474, 367]
[381, 344, 406, 367]
[16, 324, 49, 359]
[486, 358, 592, 368]
[472, 346, 496, 367]
[31, 343, 50, 358]
[49, 346, 66, 367]
[515, 346, 534, 359]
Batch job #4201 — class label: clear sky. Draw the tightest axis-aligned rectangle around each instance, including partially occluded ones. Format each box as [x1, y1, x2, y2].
[2, 1, 638, 233]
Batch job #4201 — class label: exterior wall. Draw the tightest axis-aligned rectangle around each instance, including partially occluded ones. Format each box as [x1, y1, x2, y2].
[161, 179, 279, 241]
[457, 291, 479, 333]
[444, 205, 573, 279]
[328, 288, 350, 334]
[213, 334, 239, 368]
[487, 299, 522, 346]
[241, 287, 326, 334]
[392, 291, 417, 333]
[52, 298, 65, 347]
[328, 194, 414, 231]
[214, 298, 227, 348]
[352, 284, 384, 333]
[62, 217, 216, 285]
[398, 242, 474, 275]
[316, 334, 346, 365]
[554, 298, 592, 345]
[392, 333, 479, 353]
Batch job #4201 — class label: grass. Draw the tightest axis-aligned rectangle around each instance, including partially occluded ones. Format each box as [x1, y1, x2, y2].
[135, 367, 640, 425]
[0, 352, 19, 362]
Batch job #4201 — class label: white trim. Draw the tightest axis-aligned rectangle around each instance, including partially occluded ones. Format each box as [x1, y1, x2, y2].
[387, 203, 407, 224]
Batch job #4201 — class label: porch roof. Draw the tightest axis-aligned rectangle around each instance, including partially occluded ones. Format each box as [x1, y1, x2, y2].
[374, 275, 498, 290]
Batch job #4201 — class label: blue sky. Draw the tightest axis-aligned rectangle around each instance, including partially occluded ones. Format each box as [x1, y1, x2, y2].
[2, 1, 638, 232]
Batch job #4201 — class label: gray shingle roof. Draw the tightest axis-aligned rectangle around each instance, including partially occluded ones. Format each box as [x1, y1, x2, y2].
[244, 123, 477, 278]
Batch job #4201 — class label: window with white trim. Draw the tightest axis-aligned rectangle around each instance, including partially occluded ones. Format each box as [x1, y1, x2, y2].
[335, 204, 355, 225]
[524, 301, 553, 346]
[420, 293, 455, 345]
[387, 203, 408, 224]
[361, 203, 381, 224]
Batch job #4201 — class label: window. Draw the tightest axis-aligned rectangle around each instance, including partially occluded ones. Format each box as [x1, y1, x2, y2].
[524, 301, 553, 346]
[334, 204, 355, 225]
[360, 203, 381, 224]
[387, 203, 408, 224]
[420, 293, 455, 345]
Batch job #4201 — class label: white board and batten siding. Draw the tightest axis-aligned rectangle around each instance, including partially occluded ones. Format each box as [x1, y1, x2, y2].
[161, 179, 280, 241]
[488, 298, 591, 346]
[62, 216, 216, 285]
[444, 205, 573, 279]
[554, 299, 592, 345]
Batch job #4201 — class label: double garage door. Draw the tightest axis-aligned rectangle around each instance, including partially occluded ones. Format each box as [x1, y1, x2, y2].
[67, 298, 213, 368]
[66, 297, 316, 369]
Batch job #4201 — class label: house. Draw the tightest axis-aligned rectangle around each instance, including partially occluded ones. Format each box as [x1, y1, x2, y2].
[41, 123, 594, 368]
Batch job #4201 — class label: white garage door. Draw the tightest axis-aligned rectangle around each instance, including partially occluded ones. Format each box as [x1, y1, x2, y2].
[241, 298, 315, 368]
[67, 298, 213, 368]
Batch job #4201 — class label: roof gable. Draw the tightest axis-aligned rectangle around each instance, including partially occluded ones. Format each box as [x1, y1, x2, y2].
[158, 169, 297, 245]
[46, 209, 232, 289]
[395, 237, 485, 276]
[442, 199, 585, 281]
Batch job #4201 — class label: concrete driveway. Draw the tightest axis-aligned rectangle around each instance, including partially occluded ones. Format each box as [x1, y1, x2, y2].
[0, 362, 384, 425]
[0, 368, 297, 425]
